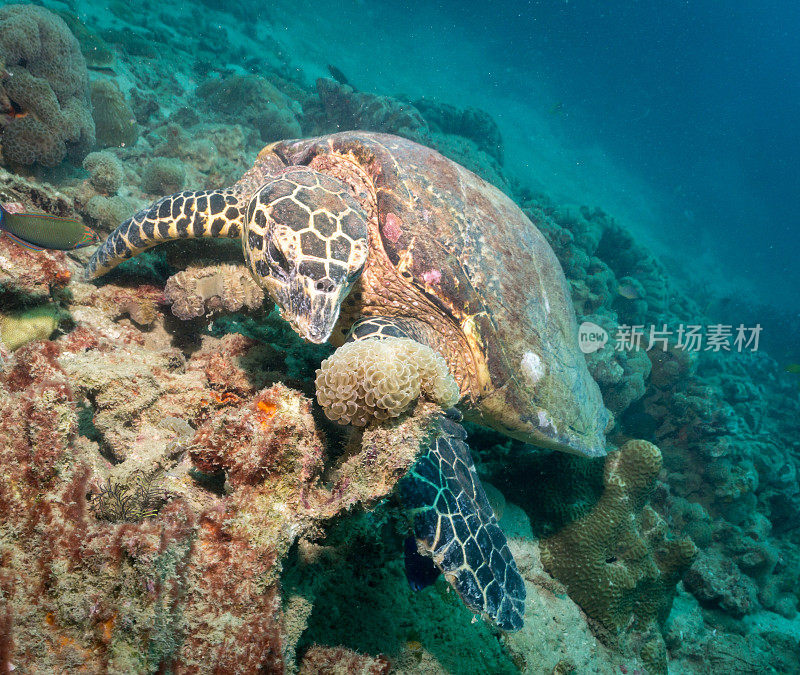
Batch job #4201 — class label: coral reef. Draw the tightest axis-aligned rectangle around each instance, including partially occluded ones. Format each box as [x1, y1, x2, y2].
[83, 151, 124, 195]
[314, 78, 428, 139]
[0, 321, 451, 671]
[90, 78, 138, 148]
[0, 1, 797, 670]
[0, 4, 95, 166]
[541, 440, 697, 673]
[141, 156, 186, 194]
[164, 263, 265, 320]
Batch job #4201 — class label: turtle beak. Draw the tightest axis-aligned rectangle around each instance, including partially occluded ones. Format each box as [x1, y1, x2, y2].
[276, 277, 349, 344]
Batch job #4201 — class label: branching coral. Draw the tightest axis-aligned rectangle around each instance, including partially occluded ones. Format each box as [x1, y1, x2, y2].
[541, 440, 697, 674]
[164, 263, 265, 320]
[0, 5, 95, 166]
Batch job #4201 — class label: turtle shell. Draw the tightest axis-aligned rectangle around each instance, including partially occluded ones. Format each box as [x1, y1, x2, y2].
[264, 132, 609, 457]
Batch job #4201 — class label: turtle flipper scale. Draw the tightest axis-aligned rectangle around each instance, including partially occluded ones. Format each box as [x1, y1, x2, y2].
[400, 413, 526, 631]
[85, 188, 244, 279]
[344, 316, 433, 345]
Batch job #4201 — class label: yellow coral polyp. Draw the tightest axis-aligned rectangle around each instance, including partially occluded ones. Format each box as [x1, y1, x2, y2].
[315, 336, 460, 426]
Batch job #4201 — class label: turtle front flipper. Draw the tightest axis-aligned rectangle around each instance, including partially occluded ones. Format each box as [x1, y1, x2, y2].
[316, 319, 526, 631]
[85, 188, 244, 279]
[401, 412, 526, 631]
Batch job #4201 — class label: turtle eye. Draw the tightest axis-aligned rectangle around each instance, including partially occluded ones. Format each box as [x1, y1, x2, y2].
[267, 241, 291, 277]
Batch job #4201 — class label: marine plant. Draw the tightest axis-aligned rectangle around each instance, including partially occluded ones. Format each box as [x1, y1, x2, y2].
[93, 469, 165, 522]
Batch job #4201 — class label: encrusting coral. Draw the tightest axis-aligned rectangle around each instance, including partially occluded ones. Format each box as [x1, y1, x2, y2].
[0, 315, 447, 671]
[0, 302, 62, 351]
[0, 4, 95, 166]
[541, 439, 697, 674]
[164, 263, 265, 320]
[315, 337, 460, 426]
[299, 645, 390, 674]
[0, 234, 72, 300]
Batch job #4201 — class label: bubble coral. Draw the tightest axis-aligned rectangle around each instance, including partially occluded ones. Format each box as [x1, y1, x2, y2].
[315, 337, 460, 426]
[0, 4, 95, 166]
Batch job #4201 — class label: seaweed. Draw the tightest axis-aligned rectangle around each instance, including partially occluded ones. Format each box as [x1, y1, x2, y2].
[93, 469, 165, 522]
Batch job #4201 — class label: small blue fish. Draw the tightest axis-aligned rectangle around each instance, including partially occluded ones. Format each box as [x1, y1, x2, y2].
[0, 203, 100, 251]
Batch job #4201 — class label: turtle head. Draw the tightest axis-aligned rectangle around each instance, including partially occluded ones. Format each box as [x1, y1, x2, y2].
[243, 168, 370, 343]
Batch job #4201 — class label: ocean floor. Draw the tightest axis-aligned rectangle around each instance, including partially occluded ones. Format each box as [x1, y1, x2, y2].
[0, 1, 798, 673]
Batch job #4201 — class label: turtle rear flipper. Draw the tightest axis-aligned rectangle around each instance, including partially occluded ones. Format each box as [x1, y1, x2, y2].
[85, 188, 244, 279]
[401, 413, 526, 631]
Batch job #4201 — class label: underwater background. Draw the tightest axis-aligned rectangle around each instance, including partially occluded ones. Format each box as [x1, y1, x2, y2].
[0, 0, 798, 672]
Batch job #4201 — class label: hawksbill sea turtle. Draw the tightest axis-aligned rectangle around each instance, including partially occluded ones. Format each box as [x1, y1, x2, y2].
[86, 131, 610, 631]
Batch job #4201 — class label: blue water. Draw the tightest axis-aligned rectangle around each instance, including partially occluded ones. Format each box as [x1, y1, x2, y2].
[278, 0, 800, 317]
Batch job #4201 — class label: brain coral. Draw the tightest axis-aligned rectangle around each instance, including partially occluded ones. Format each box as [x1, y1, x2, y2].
[315, 337, 460, 426]
[541, 439, 697, 674]
[0, 4, 95, 166]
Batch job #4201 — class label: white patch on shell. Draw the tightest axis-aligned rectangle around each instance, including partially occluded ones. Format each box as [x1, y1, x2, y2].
[521, 351, 546, 385]
[543, 292, 551, 314]
[537, 410, 558, 434]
